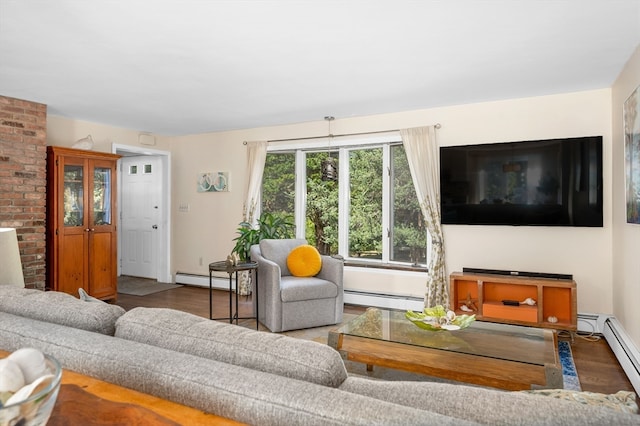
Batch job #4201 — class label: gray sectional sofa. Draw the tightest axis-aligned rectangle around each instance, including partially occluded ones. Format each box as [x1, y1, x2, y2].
[0, 286, 638, 425]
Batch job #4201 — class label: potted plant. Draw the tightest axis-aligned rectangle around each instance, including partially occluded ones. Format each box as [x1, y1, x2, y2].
[232, 212, 294, 261]
[232, 212, 294, 295]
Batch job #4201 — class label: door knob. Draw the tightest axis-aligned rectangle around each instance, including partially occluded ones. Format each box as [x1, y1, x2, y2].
[152, 225, 158, 229]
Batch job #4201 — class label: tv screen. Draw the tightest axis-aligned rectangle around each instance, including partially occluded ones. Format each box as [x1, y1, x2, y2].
[440, 136, 603, 227]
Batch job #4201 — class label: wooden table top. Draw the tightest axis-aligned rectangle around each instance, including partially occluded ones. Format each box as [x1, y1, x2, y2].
[1, 350, 244, 426]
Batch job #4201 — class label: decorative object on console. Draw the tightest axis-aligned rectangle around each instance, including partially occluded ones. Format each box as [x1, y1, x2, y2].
[0, 228, 25, 288]
[226, 252, 240, 267]
[459, 292, 478, 312]
[406, 305, 476, 331]
[624, 83, 640, 224]
[71, 134, 93, 150]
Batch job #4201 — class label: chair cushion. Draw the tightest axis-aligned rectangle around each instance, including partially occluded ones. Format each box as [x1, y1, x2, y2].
[259, 238, 307, 276]
[280, 276, 338, 302]
[287, 244, 322, 277]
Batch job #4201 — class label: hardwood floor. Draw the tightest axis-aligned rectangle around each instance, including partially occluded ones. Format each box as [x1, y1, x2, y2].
[115, 282, 637, 399]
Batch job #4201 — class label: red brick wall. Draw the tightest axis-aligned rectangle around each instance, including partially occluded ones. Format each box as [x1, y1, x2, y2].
[0, 95, 47, 289]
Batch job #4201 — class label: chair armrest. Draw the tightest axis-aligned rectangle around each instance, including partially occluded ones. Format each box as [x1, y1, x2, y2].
[250, 244, 287, 331]
[250, 245, 281, 291]
[317, 255, 344, 288]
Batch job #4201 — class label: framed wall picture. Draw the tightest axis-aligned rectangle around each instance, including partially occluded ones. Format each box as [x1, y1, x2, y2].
[197, 171, 229, 192]
[625, 84, 640, 223]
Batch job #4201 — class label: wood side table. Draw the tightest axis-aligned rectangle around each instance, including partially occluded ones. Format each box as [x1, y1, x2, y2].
[209, 260, 259, 329]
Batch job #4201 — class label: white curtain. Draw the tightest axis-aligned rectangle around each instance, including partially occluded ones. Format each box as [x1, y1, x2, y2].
[400, 126, 448, 308]
[239, 141, 268, 295]
[243, 141, 268, 223]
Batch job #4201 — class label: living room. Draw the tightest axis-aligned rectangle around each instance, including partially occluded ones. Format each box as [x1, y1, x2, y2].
[1, 0, 640, 415]
[42, 58, 640, 383]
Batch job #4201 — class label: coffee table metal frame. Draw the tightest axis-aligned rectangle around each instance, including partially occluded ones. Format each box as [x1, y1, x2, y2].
[209, 261, 259, 330]
[328, 308, 562, 390]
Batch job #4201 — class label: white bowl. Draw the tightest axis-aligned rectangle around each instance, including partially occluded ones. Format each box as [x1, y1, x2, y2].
[0, 354, 62, 426]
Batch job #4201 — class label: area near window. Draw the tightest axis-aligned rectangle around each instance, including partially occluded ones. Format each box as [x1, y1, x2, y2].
[261, 135, 429, 269]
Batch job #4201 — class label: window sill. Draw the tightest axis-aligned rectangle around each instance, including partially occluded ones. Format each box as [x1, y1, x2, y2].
[343, 260, 427, 273]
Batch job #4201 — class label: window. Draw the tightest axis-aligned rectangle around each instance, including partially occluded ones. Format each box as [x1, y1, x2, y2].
[306, 151, 339, 255]
[348, 147, 382, 259]
[390, 144, 427, 265]
[262, 136, 428, 267]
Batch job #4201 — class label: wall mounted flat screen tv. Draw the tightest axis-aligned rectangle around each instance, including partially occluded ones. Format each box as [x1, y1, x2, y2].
[440, 136, 603, 227]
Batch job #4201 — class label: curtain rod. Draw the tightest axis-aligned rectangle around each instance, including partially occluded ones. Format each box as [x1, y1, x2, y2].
[243, 123, 441, 145]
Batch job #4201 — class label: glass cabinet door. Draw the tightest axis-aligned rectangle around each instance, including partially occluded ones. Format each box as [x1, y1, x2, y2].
[93, 166, 112, 226]
[63, 165, 84, 226]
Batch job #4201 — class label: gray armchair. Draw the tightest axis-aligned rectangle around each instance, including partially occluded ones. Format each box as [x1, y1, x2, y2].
[250, 239, 344, 332]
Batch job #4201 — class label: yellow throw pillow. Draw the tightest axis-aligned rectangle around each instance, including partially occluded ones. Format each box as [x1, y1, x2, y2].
[287, 245, 322, 277]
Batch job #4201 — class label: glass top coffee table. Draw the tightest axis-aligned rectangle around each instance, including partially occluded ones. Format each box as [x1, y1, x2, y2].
[328, 308, 562, 390]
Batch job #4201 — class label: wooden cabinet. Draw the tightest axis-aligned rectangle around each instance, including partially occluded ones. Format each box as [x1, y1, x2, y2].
[46, 146, 121, 301]
[449, 271, 577, 331]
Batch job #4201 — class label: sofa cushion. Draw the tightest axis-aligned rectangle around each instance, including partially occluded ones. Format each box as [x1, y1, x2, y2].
[339, 376, 640, 425]
[520, 389, 639, 414]
[287, 244, 322, 277]
[259, 238, 307, 276]
[0, 287, 125, 335]
[115, 307, 348, 388]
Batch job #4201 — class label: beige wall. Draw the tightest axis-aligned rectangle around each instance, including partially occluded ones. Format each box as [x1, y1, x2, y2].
[612, 44, 640, 349]
[439, 91, 613, 315]
[47, 115, 171, 152]
[45, 88, 618, 317]
[170, 89, 614, 314]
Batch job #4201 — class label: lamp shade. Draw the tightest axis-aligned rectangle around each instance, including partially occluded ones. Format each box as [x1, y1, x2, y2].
[0, 228, 25, 287]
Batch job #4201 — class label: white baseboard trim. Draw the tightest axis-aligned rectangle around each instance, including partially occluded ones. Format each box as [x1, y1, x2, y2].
[602, 317, 640, 396]
[344, 290, 424, 312]
[175, 272, 234, 291]
[577, 312, 606, 334]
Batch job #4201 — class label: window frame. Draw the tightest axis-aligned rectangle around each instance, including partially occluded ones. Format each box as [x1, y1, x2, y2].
[264, 134, 428, 269]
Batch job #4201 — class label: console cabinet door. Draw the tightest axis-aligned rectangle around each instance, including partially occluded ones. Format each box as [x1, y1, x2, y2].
[47, 147, 121, 300]
[87, 159, 118, 299]
[56, 156, 88, 296]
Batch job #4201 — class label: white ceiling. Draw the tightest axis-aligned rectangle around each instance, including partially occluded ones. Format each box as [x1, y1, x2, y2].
[1, 1, 639, 136]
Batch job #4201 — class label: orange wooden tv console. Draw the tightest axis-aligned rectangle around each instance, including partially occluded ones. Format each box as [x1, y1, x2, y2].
[449, 271, 577, 331]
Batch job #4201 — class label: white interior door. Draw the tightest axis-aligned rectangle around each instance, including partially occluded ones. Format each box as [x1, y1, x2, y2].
[120, 156, 161, 279]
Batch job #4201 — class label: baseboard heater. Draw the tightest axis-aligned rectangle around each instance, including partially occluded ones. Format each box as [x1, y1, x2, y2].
[175, 272, 234, 291]
[344, 290, 424, 312]
[602, 317, 640, 396]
